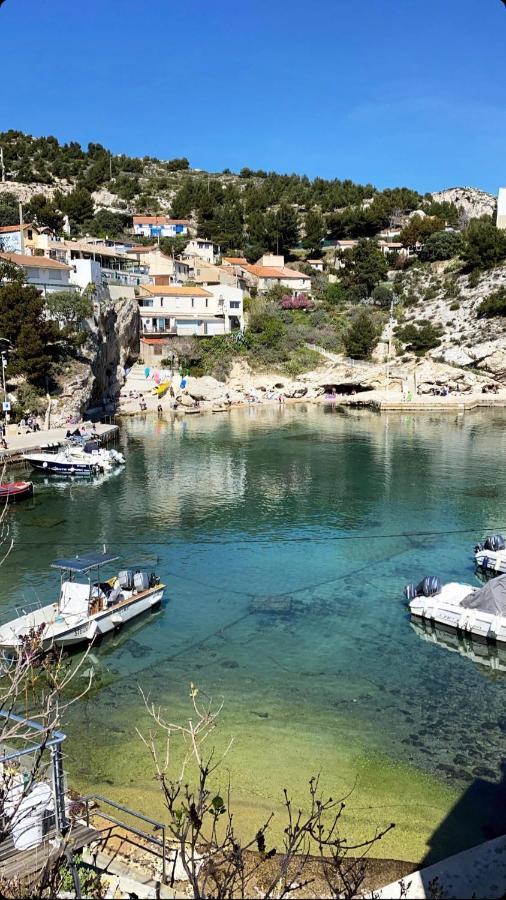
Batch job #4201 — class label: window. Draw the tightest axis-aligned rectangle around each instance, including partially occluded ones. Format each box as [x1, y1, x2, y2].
[229, 301, 240, 309]
[191, 298, 194, 308]
[205, 299, 208, 308]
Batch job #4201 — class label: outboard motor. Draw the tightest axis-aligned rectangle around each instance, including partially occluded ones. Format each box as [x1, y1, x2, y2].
[485, 534, 505, 552]
[405, 576, 441, 602]
[475, 534, 505, 553]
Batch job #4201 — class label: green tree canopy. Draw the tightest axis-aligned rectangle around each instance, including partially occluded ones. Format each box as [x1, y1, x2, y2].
[0, 279, 58, 385]
[399, 215, 443, 249]
[462, 218, 506, 270]
[159, 236, 189, 257]
[371, 283, 394, 308]
[344, 311, 380, 359]
[0, 192, 20, 227]
[302, 209, 326, 255]
[420, 230, 463, 261]
[342, 238, 389, 295]
[56, 186, 94, 226]
[25, 193, 64, 233]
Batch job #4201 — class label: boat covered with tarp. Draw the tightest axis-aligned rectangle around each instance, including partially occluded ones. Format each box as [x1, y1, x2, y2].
[407, 573, 506, 644]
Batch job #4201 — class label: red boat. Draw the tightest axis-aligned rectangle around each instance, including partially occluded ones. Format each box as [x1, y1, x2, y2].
[0, 481, 34, 502]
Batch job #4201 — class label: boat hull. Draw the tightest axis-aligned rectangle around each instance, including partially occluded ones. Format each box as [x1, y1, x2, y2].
[409, 582, 506, 645]
[0, 481, 33, 502]
[0, 586, 165, 653]
[475, 549, 506, 575]
[25, 455, 98, 476]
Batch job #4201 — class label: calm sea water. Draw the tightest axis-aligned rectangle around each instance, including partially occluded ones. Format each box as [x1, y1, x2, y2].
[3, 405, 506, 862]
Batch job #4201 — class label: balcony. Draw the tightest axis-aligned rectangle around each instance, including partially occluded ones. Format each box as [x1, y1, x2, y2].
[102, 270, 150, 287]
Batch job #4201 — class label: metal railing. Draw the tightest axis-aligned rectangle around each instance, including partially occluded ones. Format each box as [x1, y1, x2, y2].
[83, 794, 170, 885]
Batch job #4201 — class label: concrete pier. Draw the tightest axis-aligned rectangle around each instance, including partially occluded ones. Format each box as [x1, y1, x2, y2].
[0, 421, 119, 469]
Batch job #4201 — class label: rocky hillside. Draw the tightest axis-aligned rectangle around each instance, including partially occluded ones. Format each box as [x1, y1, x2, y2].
[431, 187, 496, 222]
[392, 263, 506, 380]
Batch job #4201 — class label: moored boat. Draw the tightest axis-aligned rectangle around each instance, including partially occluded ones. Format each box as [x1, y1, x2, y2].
[406, 573, 506, 644]
[23, 451, 100, 476]
[0, 551, 165, 653]
[0, 481, 34, 502]
[474, 533, 506, 575]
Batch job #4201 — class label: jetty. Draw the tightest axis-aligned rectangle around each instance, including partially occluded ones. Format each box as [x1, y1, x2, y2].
[0, 421, 119, 468]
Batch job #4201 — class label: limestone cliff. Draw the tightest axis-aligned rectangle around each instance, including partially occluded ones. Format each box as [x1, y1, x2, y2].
[51, 297, 139, 424]
[431, 186, 496, 221]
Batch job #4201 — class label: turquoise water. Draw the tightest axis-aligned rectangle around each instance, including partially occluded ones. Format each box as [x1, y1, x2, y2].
[3, 405, 506, 862]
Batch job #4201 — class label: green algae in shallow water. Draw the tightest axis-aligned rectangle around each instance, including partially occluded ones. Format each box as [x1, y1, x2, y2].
[5, 406, 506, 864]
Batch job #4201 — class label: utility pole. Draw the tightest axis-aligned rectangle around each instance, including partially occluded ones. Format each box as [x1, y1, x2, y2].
[109, 152, 113, 180]
[0, 148, 5, 183]
[1, 351, 8, 431]
[18, 202, 25, 253]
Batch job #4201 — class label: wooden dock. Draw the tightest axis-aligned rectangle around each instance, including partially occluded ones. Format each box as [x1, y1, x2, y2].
[0, 822, 100, 882]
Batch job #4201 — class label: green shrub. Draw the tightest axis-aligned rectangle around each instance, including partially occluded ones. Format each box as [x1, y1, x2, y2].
[449, 301, 460, 311]
[476, 287, 506, 318]
[395, 320, 443, 355]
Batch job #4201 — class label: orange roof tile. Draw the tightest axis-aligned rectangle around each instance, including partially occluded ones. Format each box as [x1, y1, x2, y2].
[242, 263, 309, 280]
[0, 252, 70, 270]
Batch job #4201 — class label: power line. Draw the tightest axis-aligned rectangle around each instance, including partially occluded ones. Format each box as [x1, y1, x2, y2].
[3, 525, 503, 548]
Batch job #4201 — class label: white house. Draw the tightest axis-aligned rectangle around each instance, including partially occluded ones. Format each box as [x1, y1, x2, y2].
[183, 238, 215, 264]
[138, 283, 243, 362]
[132, 216, 191, 239]
[0, 252, 76, 294]
[239, 254, 312, 295]
[126, 247, 189, 284]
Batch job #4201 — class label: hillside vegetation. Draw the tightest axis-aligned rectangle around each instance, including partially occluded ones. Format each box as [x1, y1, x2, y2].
[3, 130, 506, 391]
[0, 129, 482, 256]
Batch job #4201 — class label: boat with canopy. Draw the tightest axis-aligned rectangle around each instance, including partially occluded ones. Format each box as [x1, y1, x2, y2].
[0, 551, 164, 652]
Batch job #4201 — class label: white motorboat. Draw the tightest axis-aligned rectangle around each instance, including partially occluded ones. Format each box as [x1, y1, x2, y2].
[0, 552, 165, 653]
[23, 450, 100, 476]
[407, 574, 506, 644]
[24, 442, 125, 476]
[474, 533, 506, 575]
[66, 440, 125, 472]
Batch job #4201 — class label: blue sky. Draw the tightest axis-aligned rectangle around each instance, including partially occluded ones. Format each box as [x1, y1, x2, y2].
[1, 0, 505, 193]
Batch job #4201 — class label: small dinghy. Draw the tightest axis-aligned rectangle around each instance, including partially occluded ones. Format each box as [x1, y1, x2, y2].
[474, 533, 506, 575]
[406, 573, 506, 644]
[0, 551, 165, 653]
[0, 481, 33, 502]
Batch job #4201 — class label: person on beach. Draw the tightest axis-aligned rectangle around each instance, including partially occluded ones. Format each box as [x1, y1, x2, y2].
[157, 404, 163, 416]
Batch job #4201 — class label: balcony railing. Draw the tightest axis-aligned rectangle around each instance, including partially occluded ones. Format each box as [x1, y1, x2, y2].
[103, 270, 151, 287]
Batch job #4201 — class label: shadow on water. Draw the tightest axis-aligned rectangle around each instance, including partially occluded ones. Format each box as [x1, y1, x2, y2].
[422, 761, 506, 868]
